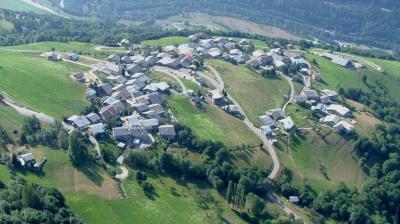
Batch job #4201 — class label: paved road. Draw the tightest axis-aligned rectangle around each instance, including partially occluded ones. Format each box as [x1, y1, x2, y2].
[268, 194, 301, 220]
[204, 64, 302, 221]
[152, 66, 188, 94]
[89, 136, 101, 157]
[115, 155, 129, 180]
[204, 64, 281, 180]
[280, 73, 295, 112]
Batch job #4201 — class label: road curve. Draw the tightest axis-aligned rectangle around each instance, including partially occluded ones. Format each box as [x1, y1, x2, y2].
[151, 66, 188, 94]
[115, 155, 129, 180]
[204, 64, 280, 180]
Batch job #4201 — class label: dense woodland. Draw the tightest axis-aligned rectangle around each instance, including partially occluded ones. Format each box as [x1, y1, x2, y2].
[47, 0, 400, 54]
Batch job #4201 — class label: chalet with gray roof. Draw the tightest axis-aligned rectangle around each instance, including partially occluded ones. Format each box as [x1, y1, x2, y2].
[148, 104, 164, 115]
[131, 103, 149, 113]
[157, 57, 180, 69]
[89, 123, 105, 136]
[268, 109, 285, 120]
[107, 75, 126, 84]
[112, 127, 131, 142]
[104, 63, 121, 76]
[159, 125, 176, 139]
[140, 118, 159, 130]
[122, 115, 141, 127]
[68, 53, 79, 61]
[121, 56, 132, 64]
[85, 88, 97, 98]
[143, 110, 161, 121]
[107, 54, 120, 63]
[67, 115, 91, 131]
[98, 83, 113, 96]
[86, 113, 101, 124]
[280, 117, 295, 131]
[144, 82, 170, 93]
[130, 127, 152, 144]
[146, 92, 164, 105]
[259, 115, 276, 128]
[126, 64, 143, 74]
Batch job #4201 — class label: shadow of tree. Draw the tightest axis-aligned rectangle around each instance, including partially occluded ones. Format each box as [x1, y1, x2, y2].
[77, 163, 104, 186]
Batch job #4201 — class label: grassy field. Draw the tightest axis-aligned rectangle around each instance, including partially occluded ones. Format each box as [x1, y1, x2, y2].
[141, 36, 188, 46]
[0, 42, 120, 59]
[0, 0, 46, 13]
[207, 60, 289, 125]
[0, 51, 89, 118]
[167, 95, 261, 148]
[285, 104, 317, 128]
[305, 54, 368, 91]
[276, 129, 369, 193]
[11, 146, 245, 224]
[0, 104, 25, 131]
[16, 147, 118, 199]
[149, 70, 179, 87]
[67, 172, 245, 224]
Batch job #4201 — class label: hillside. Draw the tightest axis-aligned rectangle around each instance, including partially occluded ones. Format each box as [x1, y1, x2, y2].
[45, 0, 400, 52]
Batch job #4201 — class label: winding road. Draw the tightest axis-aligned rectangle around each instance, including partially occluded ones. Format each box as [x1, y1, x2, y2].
[203, 64, 301, 220]
[204, 65, 280, 179]
[151, 66, 188, 94]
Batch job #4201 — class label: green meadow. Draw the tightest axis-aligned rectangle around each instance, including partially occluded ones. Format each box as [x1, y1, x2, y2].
[0, 51, 89, 118]
[141, 36, 188, 46]
[207, 60, 289, 125]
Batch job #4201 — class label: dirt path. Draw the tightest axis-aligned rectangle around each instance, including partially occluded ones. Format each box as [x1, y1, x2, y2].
[115, 155, 129, 180]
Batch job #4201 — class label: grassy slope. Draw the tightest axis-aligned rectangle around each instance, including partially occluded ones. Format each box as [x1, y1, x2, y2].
[277, 129, 369, 193]
[285, 104, 317, 128]
[167, 95, 261, 148]
[0, 51, 89, 118]
[0, 104, 25, 131]
[0, 0, 46, 13]
[0, 42, 121, 59]
[11, 147, 245, 224]
[67, 174, 244, 224]
[141, 36, 188, 46]
[305, 54, 368, 91]
[207, 60, 289, 125]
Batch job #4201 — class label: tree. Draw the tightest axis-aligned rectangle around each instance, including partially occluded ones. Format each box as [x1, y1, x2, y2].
[226, 180, 233, 204]
[67, 131, 88, 166]
[245, 193, 264, 217]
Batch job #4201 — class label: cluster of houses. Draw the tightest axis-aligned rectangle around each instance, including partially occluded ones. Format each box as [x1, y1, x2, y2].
[16, 152, 47, 171]
[293, 88, 355, 134]
[258, 108, 295, 138]
[67, 65, 179, 148]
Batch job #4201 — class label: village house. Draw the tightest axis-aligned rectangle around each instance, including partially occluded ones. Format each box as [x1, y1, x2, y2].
[67, 115, 91, 131]
[293, 95, 307, 104]
[107, 75, 126, 84]
[104, 62, 122, 76]
[131, 103, 149, 113]
[322, 52, 354, 68]
[261, 126, 273, 137]
[327, 104, 351, 117]
[73, 72, 85, 83]
[41, 52, 61, 61]
[259, 115, 276, 128]
[107, 54, 121, 63]
[157, 57, 180, 69]
[122, 114, 141, 127]
[321, 89, 338, 101]
[130, 126, 152, 145]
[303, 89, 319, 101]
[280, 117, 296, 131]
[158, 125, 176, 139]
[321, 114, 341, 126]
[126, 64, 143, 74]
[112, 127, 131, 142]
[333, 120, 354, 133]
[140, 118, 159, 131]
[86, 112, 101, 124]
[85, 88, 97, 99]
[143, 82, 170, 93]
[97, 83, 113, 96]
[68, 53, 79, 61]
[208, 89, 226, 106]
[268, 109, 285, 120]
[17, 153, 36, 167]
[89, 123, 105, 136]
[311, 103, 329, 115]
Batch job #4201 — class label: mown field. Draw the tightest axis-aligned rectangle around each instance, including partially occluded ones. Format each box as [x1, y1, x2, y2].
[285, 104, 317, 128]
[0, 41, 123, 59]
[305, 54, 368, 91]
[0, 0, 46, 14]
[167, 94, 261, 148]
[276, 128, 369, 193]
[5, 146, 244, 224]
[67, 173, 244, 224]
[0, 51, 89, 118]
[207, 60, 289, 125]
[141, 36, 188, 46]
